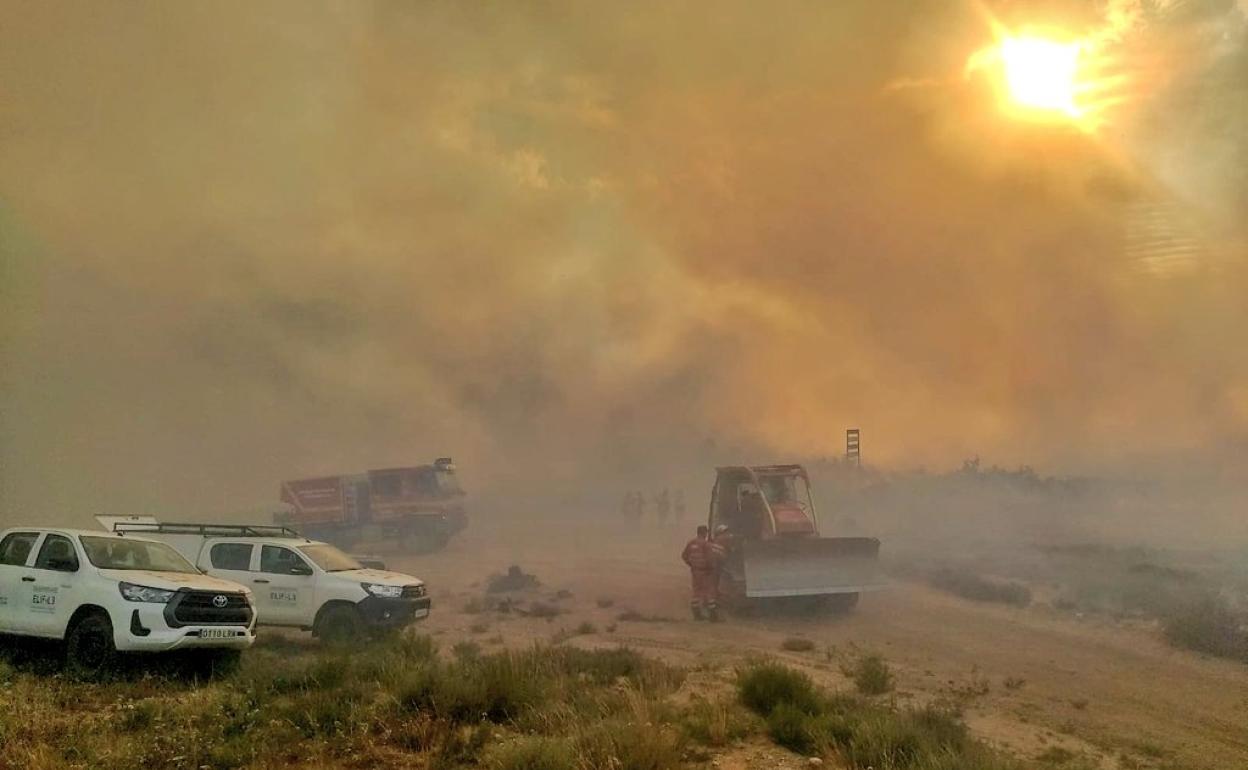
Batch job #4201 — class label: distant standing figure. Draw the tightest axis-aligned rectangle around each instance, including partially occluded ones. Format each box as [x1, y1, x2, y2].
[635, 490, 648, 523]
[673, 490, 686, 523]
[681, 525, 722, 621]
[711, 524, 734, 597]
[655, 488, 671, 526]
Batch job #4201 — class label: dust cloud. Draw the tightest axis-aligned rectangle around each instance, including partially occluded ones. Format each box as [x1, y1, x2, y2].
[1, 1, 1246, 530]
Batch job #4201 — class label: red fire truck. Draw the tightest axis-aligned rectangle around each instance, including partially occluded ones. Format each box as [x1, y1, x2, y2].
[276, 458, 467, 552]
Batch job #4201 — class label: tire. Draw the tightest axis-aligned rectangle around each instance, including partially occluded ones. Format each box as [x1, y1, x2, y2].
[315, 604, 363, 644]
[65, 611, 116, 679]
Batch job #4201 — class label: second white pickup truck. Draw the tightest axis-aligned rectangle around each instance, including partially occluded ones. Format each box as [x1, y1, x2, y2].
[100, 518, 431, 642]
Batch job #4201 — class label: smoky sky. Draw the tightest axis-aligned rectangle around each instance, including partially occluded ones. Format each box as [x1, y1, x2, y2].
[2, 1, 1246, 520]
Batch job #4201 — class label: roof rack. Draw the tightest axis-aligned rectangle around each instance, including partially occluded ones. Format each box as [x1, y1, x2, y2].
[112, 521, 307, 540]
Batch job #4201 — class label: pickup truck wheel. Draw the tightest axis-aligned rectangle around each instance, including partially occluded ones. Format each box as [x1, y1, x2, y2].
[66, 612, 116, 679]
[316, 604, 362, 644]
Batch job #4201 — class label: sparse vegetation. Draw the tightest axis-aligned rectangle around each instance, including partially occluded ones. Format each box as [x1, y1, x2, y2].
[486, 735, 577, 770]
[596, 597, 616, 609]
[844, 653, 893, 696]
[737, 661, 823, 715]
[616, 609, 674, 623]
[780, 637, 816, 653]
[0, 634, 693, 770]
[928, 566, 1033, 608]
[0, 617, 1187, 770]
[678, 696, 760, 747]
[487, 565, 541, 594]
[1161, 593, 1248, 662]
[1036, 746, 1078, 764]
[736, 660, 1019, 768]
[527, 601, 563, 619]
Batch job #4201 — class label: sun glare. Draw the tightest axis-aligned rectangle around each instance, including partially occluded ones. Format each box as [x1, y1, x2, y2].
[1000, 37, 1082, 116]
[965, 28, 1112, 128]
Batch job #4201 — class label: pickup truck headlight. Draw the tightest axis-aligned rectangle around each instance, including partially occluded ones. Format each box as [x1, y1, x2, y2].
[119, 582, 175, 603]
[361, 582, 403, 599]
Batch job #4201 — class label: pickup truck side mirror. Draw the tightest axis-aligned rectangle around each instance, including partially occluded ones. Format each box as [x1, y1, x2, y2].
[290, 563, 313, 576]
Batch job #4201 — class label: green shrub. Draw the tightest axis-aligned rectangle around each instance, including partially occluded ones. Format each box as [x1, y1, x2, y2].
[848, 654, 893, 696]
[844, 711, 929, 767]
[282, 683, 371, 737]
[575, 720, 685, 770]
[548, 646, 683, 691]
[118, 700, 163, 732]
[767, 702, 819, 754]
[398, 654, 546, 723]
[487, 735, 577, 770]
[679, 697, 759, 747]
[737, 661, 822, 715]
[395, 634, 439, 660]
[430, 723, 491, 770]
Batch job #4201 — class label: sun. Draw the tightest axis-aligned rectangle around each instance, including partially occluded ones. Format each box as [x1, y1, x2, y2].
[999, 36, 1082, 116]
[966, 30, 1102, 126]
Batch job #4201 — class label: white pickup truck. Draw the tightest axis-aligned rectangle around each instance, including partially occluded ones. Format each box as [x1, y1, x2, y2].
[102, 519, 431, 641]
[0, 527, 255, 676]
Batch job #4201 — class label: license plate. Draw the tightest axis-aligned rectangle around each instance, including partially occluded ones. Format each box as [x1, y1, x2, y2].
[199, 628, 235, 639]
[413, 608, 429, 619]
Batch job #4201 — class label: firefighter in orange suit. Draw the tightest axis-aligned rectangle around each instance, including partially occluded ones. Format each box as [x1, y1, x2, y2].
[681, 525, 722, 621]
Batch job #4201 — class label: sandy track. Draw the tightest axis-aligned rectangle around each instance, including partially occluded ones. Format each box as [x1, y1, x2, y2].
[384, 523, 1248, 770]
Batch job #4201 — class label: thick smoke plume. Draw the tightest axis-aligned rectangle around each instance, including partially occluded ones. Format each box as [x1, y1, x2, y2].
[1, 1, 1246, 521]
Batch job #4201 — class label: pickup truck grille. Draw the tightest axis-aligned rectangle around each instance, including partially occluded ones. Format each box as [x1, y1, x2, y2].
[166, 590, 252, 627]
[402, 584, 426, 599]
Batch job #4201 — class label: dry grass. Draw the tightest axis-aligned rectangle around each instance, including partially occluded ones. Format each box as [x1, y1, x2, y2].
[0, 635, 689, 770]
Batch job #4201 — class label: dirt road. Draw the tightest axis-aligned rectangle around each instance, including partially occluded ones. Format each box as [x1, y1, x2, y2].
[385, 521, 1248, 770]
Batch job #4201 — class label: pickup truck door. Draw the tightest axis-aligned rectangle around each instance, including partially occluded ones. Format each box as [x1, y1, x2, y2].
[0, 531, 41, 633]
[253, 545, 316, 626]
[201, 540, 255, 597]
[24, 533, 82, 638]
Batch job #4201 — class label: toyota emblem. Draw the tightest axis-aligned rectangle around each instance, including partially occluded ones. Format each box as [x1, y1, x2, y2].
[212, 595, 228, 608]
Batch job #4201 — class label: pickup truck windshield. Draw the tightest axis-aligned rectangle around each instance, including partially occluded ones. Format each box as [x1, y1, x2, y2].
[80, 536, 199, 574]
[299, 544, 362, 572]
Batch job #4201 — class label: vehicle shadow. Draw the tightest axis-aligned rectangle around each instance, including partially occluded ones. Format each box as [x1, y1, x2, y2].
[0, 633, 237, 683]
